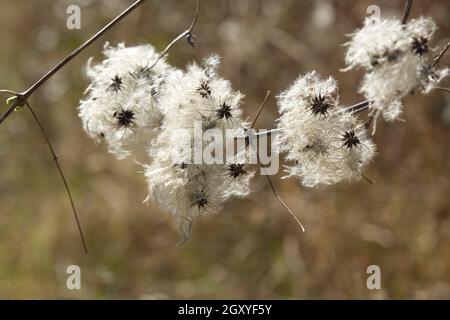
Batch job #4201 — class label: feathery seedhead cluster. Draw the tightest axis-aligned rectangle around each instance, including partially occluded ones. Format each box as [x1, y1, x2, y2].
[144, 57, 254, 241]
[78, 43, 175, 159]
[79, 45, 254, 241]
[75, 4, 449, 242]
[276, 72, 376, 187]
[344, 17, 450, 121]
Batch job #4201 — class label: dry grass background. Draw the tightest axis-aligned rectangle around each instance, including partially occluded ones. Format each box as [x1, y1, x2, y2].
[0, 0, 449, 299]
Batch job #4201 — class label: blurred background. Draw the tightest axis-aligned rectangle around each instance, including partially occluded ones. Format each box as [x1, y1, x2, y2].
[0, 0, 449, 299]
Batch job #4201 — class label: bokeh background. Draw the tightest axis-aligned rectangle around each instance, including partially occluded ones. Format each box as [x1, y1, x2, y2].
[0, 0, 449, 299]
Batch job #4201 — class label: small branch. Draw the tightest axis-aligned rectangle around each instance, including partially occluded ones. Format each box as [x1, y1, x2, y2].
[261, 166, 306, 233]
[433, 41, 450, 67]
[362, 173, 375, 185]
[253, 128, 282, 137]
[244, 100, 372, 140]
[26, 103, 88, 254]
[401, 0, 413, 25]
[0, 0, 147, 125]
[187, 0, 201, 32]
[0, 98, 21, 124]
[339, 100, 371, 114]
[148, 0, 201, 70]
[250, 93, 305, 232]
[250, 91, 271, 129]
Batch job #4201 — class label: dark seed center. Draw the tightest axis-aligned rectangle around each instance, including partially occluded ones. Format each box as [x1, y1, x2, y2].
[198, 82, 212, 98]
[311, 95, 332, 116]
[216, 103, 233, 120]
[342, 130, 361, 149]
[412, 37, 429, 56]
[228, 164, 247, 178]
[109, 75, 123, 92]
[114, 110, 134, 127]
[191, 191, 209, 209]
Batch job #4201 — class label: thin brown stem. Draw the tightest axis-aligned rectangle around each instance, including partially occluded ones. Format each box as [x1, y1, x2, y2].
[250, 91, 271, 129]
[26, 103, 88, 254]
[24, 0, 146, 98]
[261, 166, 306, 233]
[250, 92, 305, 232]
[433, 41, 450, 67]
[253, 128, 281, 137]
[0, 0, 147, 125]
[0, 89, 18, 95]
[248, 100, 371, 140]
[339, 100, 371, 114]
[0, 100, 20, 123]
[188, 0, 201, 31]
[401, 0, 413, 25]
[362, 173, 375, 185]
[148, 0, 201, 70]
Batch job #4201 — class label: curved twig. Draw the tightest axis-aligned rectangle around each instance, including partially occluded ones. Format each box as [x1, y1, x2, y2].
[260, 163, 306, 233]
[26, 103, 88, 254]
[250, 91, 271, 129]
[148, 0, 201, 70]
[339, 100, 371, 115]
[433, 41, 450, 67]
[401, 0, 414, 25]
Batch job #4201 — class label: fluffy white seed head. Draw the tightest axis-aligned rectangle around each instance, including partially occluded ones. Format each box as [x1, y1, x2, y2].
[78, 43, 175, 159]
[344, 17, 409, 70]
[144, 158, 254, 241]
[144, 56, 253, 240]
[277, 72, 376, 187]
[344, 17, 449, 121]
[162, 56, 247, 134]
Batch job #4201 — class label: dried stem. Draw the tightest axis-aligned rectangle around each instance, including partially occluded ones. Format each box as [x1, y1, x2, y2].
[339, 100, 371, 115]
[0, 0, 147, 125]
[249, 92, 306, 232]
[362, 173, 375, 185]
[26, 103, 88, 254]
[250, 100, 372, 139]
[0, 96, 21, 124]
[0, 0, 202, 253]
[401, 0, 413, 25]
[433, 41, 450, 67]
[364, 114, 375, 131]
[250, 91, 271, 129]
[265, 176, 306, 232]
[148, 0, 201, 70]
[0, 89, 18, 95]
[260, 164, 306, 232]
